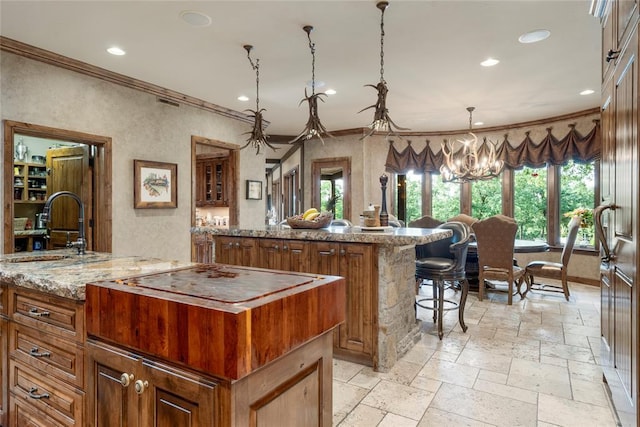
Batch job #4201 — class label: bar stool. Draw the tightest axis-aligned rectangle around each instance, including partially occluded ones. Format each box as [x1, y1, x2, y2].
[415, 221, 471, 339]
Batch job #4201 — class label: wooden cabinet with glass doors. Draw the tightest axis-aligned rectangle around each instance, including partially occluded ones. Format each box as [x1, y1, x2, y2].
[196, 158, 229, 207]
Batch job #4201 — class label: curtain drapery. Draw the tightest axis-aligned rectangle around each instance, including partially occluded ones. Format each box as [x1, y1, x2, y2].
[385, 121, 600, 174]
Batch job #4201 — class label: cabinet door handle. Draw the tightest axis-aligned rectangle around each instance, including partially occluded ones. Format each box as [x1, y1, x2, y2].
[29, 347, 51, 358]
[283, 245, 289, 251]
[28, 387, 50, 400]
[606, 48, 620, 62]
[28, 307, 50, 317]
[120, 373, 134, 387]
[235, 242, 240, 248]
[340, 249, 346, 256]
[274, 244, 279, 250]
[319, 249, 336, 256]
[134, 379, 149, 395]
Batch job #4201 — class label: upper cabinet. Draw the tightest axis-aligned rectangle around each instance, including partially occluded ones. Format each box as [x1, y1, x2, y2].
[196, 157, 230, 207]
[602, 0, 639, 83]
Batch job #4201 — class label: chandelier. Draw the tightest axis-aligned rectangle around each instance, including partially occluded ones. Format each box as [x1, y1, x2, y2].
[440, 107, 504, 183]
[359, 1, 408, 139]
[240, 44, 277, 155]
[290, 25, 333, 144]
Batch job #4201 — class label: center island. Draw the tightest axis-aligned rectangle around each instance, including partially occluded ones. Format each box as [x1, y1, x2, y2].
[191, 225, 451, 372]
[0, 250, 345, 426]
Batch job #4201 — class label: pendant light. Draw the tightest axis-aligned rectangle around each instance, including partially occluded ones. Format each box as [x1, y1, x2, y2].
[290, 25, 333, 144]
[240, 44, 277, 154]
[360, 1, 408, 139]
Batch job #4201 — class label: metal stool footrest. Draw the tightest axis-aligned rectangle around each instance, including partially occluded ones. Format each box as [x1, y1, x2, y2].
[415, 297, 461, 312]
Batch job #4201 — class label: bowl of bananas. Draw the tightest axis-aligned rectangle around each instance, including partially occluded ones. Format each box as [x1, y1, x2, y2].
[286, 208, 333, 229]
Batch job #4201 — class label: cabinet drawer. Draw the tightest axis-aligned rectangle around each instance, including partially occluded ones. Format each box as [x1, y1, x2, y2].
[9, 360, 84, 426]
[9, 393, 69, 427]
[10, 288, 84, 343]
[9, 323, 84, 388]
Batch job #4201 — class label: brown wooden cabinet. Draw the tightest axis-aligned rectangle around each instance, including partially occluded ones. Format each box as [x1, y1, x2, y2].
[214, 236, 257, 266]
[87, 339, 217, 427]
[7, 287, 85, 427]
[217, 236, 378, 367]
[193, 233, 214, 263]
[196, 158, 229, 207]
[599, 2, 640, 426]
[308, 242, 377, 365]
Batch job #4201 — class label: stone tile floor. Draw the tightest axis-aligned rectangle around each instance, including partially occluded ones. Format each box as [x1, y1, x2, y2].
[333, 280, 619, 426]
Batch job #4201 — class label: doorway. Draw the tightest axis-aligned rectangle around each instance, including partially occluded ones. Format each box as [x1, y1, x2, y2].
[3, 120, 112, 253]
[191, 135, 239, 228]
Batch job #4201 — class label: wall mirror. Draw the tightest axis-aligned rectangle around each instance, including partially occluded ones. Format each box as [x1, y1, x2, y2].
[311, 157, 351, 221]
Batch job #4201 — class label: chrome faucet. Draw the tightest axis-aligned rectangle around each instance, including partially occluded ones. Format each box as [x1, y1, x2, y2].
[41, 191, 86, 255]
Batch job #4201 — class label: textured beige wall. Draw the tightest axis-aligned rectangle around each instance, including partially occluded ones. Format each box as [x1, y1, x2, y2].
[1, 53, 265, 261]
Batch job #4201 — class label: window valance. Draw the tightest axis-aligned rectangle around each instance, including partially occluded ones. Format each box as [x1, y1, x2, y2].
[385, 121, 600, 174]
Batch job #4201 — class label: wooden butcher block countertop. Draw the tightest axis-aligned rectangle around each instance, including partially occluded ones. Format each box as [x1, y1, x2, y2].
[85, 263, 346, 381]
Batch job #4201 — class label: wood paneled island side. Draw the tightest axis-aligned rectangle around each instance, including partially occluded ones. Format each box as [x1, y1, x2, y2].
[191, 225, 451, 371]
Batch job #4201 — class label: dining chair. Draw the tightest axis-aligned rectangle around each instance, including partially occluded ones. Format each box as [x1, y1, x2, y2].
[472, 215, 527, 305]
[414, 221, 471, 339]
[524, 216, 581, 300]
[447, 213, 478, 228]
[408, 215, 444, 228]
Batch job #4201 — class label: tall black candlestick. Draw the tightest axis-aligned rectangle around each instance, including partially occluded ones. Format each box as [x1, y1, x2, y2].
[379, 174, 389, 227]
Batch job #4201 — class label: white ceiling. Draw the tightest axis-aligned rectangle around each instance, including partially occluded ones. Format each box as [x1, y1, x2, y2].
[1, 1, 602, 137]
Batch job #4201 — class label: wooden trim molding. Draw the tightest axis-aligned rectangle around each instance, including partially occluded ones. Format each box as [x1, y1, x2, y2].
[0, 36, 253, 126]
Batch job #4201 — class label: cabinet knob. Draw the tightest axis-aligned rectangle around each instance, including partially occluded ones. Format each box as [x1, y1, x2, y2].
[606, 48, 620, 62]
[274, 244, 279, 250]
[235, 242, 240, 248]
[134, 379, 149, 395]
[120, 373, 134, 387]
[28, 307, 50, 317]
[283, 245, 288, 251]
[340, 249, 346, 256]
[30, 347, 51, 358]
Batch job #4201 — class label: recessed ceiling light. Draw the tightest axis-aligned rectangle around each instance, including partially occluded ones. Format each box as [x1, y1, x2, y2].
[474, 121, 484, 126]
[325, 89, 337, 95]
[107, 46, 126, 56]
[580, 89, 595, 96]
[480, 58, 499, 67]
[519, 29, 551, 44]
[237, 95, 250, 102]
[180, 10, 212, 27]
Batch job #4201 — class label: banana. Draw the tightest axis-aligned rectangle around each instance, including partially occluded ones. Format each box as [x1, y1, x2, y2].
[306, 212, 321, 221]
[303, 208, 319, 220]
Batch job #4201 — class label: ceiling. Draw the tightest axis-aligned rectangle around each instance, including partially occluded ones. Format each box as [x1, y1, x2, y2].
[1, 1, 601, 139]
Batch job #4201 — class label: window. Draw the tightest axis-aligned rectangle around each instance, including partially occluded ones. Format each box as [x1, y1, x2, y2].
[471, 178, 502, 219]
[560, 161, 595, 245]
[413, 159, 597, 250]
[320, 176, 344, 219]
[395, 171, 422, 224]
[431, 173, 460, 220]
[514, 167, 547, 240]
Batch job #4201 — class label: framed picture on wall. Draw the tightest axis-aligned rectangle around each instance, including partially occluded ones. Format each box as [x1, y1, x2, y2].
[134, 159, 177, 208]
[246, 180, 262, 200]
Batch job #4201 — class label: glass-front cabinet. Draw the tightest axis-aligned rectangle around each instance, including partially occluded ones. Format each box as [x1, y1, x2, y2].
[196, 157, 229, 207]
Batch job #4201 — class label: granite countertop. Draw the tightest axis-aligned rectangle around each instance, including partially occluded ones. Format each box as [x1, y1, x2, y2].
[191, 225, 451, 245]
[0, 250, 195, 300]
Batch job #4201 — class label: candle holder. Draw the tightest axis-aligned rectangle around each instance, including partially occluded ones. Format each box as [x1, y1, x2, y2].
[379, 174, 389, 227]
